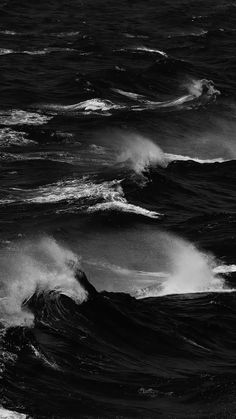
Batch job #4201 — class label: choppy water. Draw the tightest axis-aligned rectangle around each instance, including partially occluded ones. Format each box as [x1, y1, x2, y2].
[0, 0, 236, 418]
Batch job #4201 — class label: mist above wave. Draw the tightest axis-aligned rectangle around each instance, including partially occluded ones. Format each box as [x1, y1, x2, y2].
[0, 238, 87, 327]
[132, 233, 228, 298]
[116, 133, 168, 173]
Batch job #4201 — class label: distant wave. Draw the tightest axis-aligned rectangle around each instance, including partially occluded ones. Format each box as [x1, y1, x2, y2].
[39, 79, 220, 117]
[21, 47, 76, 55]
[111, 88, 145, 100]
[50, 31, 81, 38]
[115, 46, 167, 56]
[0, 30, 18, 35]
[166, 29, 208, 38]
[41, 99, 124, 114]
[0, 48, 77, 56]
[165, 153, 227, 164]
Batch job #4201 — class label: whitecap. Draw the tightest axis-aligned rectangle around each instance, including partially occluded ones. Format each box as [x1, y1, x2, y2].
[112, 88, 145, 100]
[51, 31, 81, 37]
[0, 237, 87, 327]
[0, 128, 36, 147]
[0, 48, 14, 55]
[165, 153, 227, 164]
[17, 178, 122, 204]
[22, 47, 76, 55]
[6, 177, 162, 219]
[88, 201, 161, 218]
[42, 99, 124, 114]
[134, 46, 168, 56]
[0, 407, 28, 419]
[0, 30, 17, 35]
[213, 265, 236, 274]
[0, 110, 53, 126]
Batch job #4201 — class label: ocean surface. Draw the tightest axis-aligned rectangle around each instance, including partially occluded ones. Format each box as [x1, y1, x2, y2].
[0, 0, 236, 418]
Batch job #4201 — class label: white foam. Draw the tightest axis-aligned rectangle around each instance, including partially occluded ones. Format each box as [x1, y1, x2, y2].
[0, 128, 36, 147]
[22, 178, 122, 204]
[0, 48, 76, 55]
[0, 48, 14, 55]
[12, 177, 161, 219]
[0, 110, 52, 126]
[22, 47, 76, 55]
[214, 264, 236, 274]
[143, 79, 220, 110]
[134, 46, 168, 56]
[0, 30, 17, 35]
[52, 31, 81, 37]
[112, 88, 145, 100]
[88, 201, 161, 218]
[39, 79, 219, 118]
[165, 153, 226, 164]
[0, 408, 28, 419]
[43, 99, 124, 114]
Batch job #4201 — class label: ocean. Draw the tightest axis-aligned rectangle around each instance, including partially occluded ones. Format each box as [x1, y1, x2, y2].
[0, 0, 236, 417]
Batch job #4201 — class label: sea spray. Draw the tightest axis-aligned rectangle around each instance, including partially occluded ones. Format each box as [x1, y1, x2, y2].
[130, 232, 227, 298]
[0, 237, 87, 326]
[159, 234, 225, 295]
[116, 133, 168, 174]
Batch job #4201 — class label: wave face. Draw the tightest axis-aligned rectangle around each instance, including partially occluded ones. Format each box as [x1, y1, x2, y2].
[1, 0, 236, 418]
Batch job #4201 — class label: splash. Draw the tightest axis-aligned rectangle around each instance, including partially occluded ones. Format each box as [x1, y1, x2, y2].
[159, 236, 226, 295]
[184, 78, 220, 100]
[0, 237, 87, 327]
[134, 234, 227, 298]
[116, 133, 168, 174]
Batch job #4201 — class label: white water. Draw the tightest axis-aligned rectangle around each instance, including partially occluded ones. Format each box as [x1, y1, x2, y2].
[7, 177, 161, 218]
[0, 110, 52, 126]
[113, 132, 227, 175]
[0, 128, 36, 148]
[0, 408, 28, 419]
[133, 233, 228, 298]
[39, 78, 220, 118]
[134, 46, 168, 56]
[88, 201, 161, 218]
[42, 99, 124, 114]
[116, 133, 168, 173]
[0, 238, 87, 326]
[158, 236, 226, 296]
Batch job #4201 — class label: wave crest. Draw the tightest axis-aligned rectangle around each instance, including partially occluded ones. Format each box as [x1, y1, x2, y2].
[0, 238, 87, 327]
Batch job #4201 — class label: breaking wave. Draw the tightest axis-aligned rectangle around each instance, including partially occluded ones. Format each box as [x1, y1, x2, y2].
[0, 128, 36, 148]
[133, 233, 228, 298]
[0, 238, 87, 326]
[39, 79, 220, 117]
[4, 177, 161, 218]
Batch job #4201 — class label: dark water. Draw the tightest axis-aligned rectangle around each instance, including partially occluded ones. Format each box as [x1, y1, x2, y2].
[0, 0, 236, 418]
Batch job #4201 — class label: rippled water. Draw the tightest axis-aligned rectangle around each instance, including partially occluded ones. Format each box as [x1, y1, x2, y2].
[0, 0, 236, 418]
